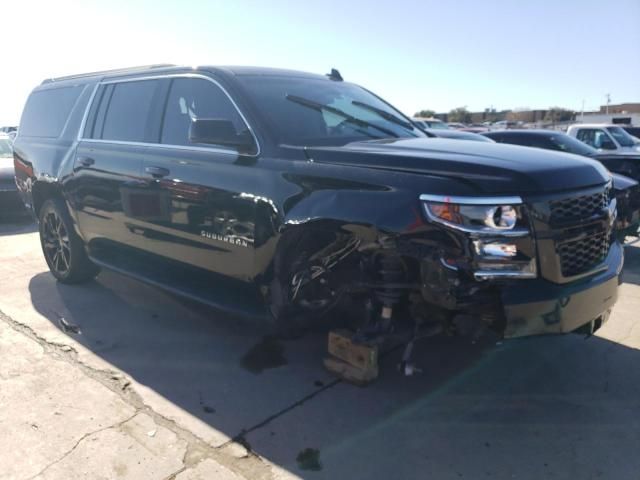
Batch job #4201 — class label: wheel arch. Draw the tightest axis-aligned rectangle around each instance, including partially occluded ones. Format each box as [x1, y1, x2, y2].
[32, 181, 66, 219]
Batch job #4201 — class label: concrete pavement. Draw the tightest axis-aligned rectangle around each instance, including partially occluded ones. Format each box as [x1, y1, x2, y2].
[1, 220, 639, 479]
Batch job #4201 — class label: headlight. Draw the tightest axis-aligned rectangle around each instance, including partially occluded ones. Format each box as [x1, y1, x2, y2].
[426, 203, 518, 231]
[419, 194, 536, 279]
[419, 194, 526, 235]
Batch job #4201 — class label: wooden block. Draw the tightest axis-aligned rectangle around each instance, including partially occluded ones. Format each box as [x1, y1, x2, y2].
[324, 356, 378, 386]
[328, 329, 378, 371]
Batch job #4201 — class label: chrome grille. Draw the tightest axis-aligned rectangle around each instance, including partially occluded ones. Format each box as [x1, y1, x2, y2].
[549, 188, 610, 223]
[556, 231, 610, 277]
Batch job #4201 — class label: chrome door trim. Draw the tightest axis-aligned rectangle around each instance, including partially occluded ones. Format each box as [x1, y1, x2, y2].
[77, 72, 261, 157]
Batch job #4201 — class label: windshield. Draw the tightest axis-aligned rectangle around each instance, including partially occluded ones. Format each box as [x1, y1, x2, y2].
[0, 138, 12, 158]
[607, 126, 636, 147]
[427, 121, 448, 129]
[549, 133, 598, 157]
[237, 75, 424, 146]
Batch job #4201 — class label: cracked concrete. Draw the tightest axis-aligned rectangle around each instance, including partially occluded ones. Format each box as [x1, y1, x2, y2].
[0, 312, 276, 480]
[2, 223, 640, 479]
[0, 323, 135, 480]
[37, 413, 187, 480]
[0, 224, 283, 480]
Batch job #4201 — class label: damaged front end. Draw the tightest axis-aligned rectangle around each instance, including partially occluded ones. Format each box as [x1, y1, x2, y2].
[413, 186, 622, 340]
[271, 183, 622, 381]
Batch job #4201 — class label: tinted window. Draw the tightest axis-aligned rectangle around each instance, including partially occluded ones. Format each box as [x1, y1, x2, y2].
[607, 126, 635, 147]
[87, 85, 113, 139]
[20, 86, 83, 138]
[549, 134, 597, 156]
[483, 133, 503, 143]
[237, 75, 423, 146]
[100, 80, 159, 142]
[161, 78, 247, 146]
[491, 133, 532, 146]
[528, 135, 553, 149]
[623, 127, 640, 138]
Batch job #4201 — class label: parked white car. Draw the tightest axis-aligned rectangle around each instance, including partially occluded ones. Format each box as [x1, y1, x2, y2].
[412, 117, 449, 129]
[490, 120, 518, 130]
[567, 124, 640, 153]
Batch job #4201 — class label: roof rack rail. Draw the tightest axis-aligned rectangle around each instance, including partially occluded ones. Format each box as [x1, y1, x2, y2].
[41, 64, 177, 84]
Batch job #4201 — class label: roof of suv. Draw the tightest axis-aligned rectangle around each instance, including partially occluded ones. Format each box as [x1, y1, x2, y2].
[41, 64, 328, 85]
[484, 129, 564, 135]
[568, 124, 619, 129]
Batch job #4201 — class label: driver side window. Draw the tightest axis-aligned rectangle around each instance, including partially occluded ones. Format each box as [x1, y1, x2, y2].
[593, 130, 616, 150]
[577, 129, 616, 150]
[161, 78, 247, 147]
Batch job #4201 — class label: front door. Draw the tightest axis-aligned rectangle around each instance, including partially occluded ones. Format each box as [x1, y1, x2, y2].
[132, 76, 264, 282]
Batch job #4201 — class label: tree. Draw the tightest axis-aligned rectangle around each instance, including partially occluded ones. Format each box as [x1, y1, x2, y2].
[414, 109, 436, 118]
[544, 107, 575, 124]
[448, 107, 471, 124]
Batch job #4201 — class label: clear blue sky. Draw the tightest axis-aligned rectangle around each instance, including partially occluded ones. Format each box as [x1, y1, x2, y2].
[2, 0, 639, 125]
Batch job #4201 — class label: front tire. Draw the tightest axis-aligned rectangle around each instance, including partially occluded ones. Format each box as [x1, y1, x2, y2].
[268, 229, 350, 336]
[39, 198, 99, 284]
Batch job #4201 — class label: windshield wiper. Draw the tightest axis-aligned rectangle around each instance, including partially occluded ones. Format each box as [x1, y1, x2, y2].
[350, 100, 415, 132]
[286, 95, 398, 138]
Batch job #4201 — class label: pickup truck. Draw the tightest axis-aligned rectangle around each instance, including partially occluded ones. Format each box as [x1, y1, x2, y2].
[13, 65, 622, 348]
[568, 123, 640, 154]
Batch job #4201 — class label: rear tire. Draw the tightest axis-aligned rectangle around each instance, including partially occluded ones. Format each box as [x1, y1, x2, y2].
[39, 198, 99, 284]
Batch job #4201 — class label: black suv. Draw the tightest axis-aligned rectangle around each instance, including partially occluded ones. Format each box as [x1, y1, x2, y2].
[13, 65, 622, 341]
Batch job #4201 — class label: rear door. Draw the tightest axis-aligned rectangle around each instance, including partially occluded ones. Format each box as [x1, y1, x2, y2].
[69, 77, 168, 252]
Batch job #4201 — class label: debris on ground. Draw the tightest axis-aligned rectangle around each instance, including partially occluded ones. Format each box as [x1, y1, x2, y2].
[56, 315, 81, 335]
[324, 329, 379, 385]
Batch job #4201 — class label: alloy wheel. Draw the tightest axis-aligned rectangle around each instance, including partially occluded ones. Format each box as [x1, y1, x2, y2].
[42, 211, 71, 276]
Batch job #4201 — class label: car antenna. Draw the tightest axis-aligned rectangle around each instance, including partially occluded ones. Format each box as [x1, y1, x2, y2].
[327, 68, 343, 81]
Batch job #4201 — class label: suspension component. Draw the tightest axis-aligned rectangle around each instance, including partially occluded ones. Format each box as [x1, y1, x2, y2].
[374, 253, 406, 307]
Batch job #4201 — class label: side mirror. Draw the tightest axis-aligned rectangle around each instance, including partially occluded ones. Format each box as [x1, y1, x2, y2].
[189, 118, 256, 154]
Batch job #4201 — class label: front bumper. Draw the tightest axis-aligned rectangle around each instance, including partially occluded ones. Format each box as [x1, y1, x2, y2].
[501, 241, 623, 338]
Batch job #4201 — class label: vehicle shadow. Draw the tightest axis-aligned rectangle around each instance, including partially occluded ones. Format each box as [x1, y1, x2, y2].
[621, 243, 640, 285]
[28, 269, 640, 479]
[0, 218, 36, 236]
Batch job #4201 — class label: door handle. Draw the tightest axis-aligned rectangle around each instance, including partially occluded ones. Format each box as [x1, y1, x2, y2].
[145, 166, 170, 178]
[77, 156, 95, 167]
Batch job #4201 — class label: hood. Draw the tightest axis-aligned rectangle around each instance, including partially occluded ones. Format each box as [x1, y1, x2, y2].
[307, 138, 610, 195]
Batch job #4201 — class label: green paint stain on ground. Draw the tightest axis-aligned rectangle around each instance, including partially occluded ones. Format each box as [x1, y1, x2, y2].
[296, 448, 322, 471]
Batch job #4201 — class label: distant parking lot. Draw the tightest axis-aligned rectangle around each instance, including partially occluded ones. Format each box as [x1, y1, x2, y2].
[1, 219, 640, 480]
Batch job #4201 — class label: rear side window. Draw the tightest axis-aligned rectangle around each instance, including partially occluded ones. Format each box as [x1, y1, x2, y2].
[519, 134, 553, 150]
[161, 78, 247, 146]
[20, 85, 83, 138]
[94, 80, 161, 142]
